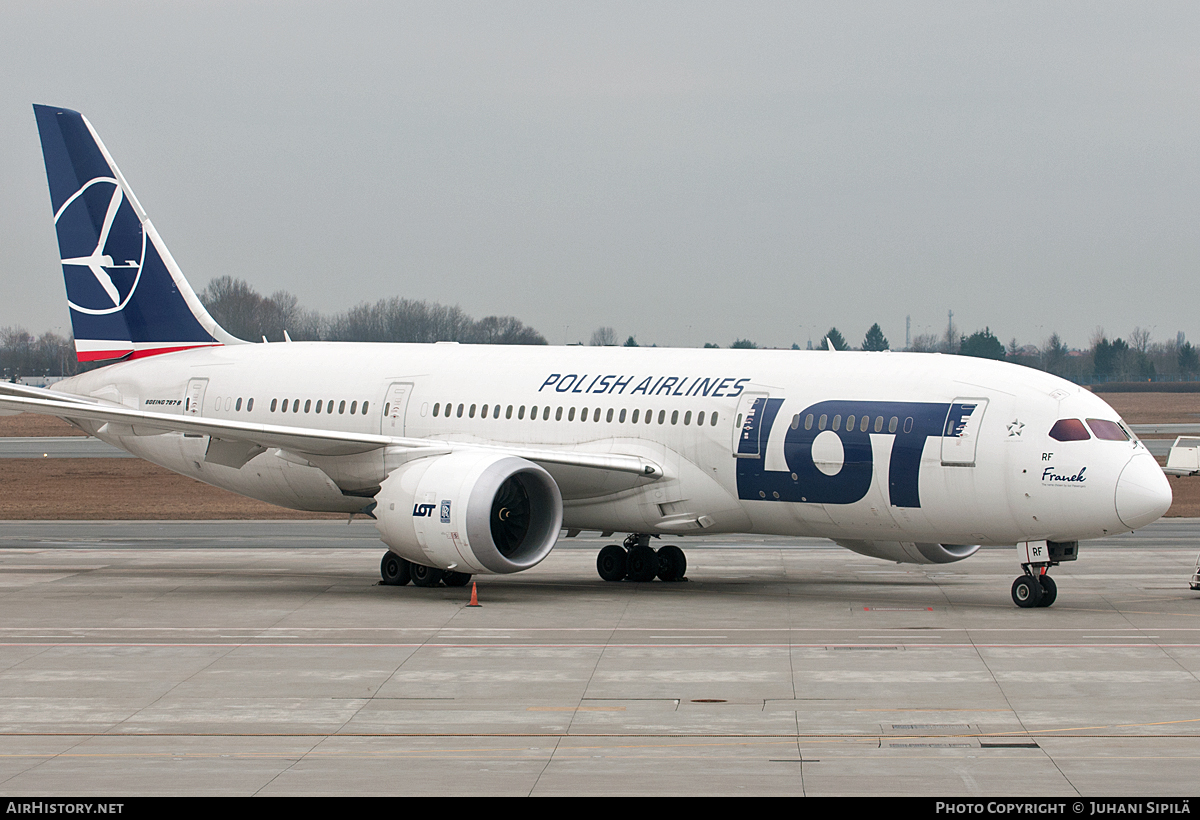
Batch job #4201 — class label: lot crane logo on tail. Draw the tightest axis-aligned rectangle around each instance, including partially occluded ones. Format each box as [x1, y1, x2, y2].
[55, 178, 144, 315]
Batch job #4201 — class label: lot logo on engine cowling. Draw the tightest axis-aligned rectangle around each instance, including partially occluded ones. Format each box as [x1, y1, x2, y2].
[736, 398, 978, 508]
[413, 503, 436, 517]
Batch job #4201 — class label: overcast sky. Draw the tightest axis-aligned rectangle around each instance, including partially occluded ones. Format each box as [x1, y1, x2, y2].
[2, 2, 1197, 351]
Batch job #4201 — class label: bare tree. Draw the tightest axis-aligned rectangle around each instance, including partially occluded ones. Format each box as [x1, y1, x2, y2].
[202, 276, 547, 345]
[199, 276, 263, 340]
[1130, 326, 1151, 355]
[590, 327, 618, 346]
[0, 327, 79, 378]
[941, 319, 959, 354]
[910, 333, 939, 353]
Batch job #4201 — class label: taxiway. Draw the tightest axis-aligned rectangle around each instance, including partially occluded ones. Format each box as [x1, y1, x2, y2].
[0, 521, 1196, 795]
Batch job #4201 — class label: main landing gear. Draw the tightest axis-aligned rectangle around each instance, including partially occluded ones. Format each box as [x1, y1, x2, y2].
[596, 534, 688, 583]
[380, 552, 471, 588]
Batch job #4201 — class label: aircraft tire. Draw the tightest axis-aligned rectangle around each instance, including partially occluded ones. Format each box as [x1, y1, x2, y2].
[1011, 575, 1042, 608]
[411, 564, 445, 587]
[1037, 575, 1057, 607]
[443, 571, 472, 587]
[597, 545, 628, 582]
[627, 545, 658, 582]
[381, 552, 410, 586]
[656, 545, 687, 582]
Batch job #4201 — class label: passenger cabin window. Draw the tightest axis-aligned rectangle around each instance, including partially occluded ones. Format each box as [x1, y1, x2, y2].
[1049, 418, 1090, 441]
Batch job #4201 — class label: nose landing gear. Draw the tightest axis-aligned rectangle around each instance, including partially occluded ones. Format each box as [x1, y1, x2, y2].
[1011, 540, 1074, 608]
[596, 534, 688, 583]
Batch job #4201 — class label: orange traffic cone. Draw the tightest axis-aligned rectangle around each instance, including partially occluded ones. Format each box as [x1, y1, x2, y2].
[467, 582, 481, 607]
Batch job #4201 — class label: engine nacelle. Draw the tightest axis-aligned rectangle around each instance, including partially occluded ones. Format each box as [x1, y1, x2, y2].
[374, 452, 563, 574]
[835, 539, 980, 565]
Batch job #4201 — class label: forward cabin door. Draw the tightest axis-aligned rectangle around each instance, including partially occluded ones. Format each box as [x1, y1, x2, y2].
[941, 398, 989, 466]
[732, 391, 770, 458]
[381, 382, 414, 436]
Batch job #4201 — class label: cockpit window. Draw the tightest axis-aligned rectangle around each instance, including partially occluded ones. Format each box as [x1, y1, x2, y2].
[1049, 418, 1091, 441]
[1087, 418, 1130, 441]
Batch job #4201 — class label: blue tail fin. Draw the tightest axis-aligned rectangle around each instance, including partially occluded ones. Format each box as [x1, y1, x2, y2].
[33, 105, 243, 362]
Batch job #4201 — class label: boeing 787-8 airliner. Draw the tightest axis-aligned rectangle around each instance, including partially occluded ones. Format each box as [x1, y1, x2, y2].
[0, 106, 1173, 607]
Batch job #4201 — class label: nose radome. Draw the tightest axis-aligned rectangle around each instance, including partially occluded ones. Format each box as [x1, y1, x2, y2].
[1115, 453, 1173, 530]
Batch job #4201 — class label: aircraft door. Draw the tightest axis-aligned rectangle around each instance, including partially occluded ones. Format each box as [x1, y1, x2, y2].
[941, 398, 988, 466]
[382, 382, 414, 435]
[732, 391, 769, 458]
[184, 378, 208, 416]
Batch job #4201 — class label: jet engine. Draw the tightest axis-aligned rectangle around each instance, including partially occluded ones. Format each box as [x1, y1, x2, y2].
[835, 540, 980, 564]
[374, 452, 563, 574]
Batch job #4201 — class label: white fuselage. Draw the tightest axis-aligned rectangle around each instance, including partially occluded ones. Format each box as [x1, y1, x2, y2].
[54, 343, 1165, 551]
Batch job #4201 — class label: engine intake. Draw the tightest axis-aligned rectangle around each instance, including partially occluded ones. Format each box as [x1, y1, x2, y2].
[375, 452, 563, 574]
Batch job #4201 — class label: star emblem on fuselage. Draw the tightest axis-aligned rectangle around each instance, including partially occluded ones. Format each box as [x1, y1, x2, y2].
[1007, 419, 1025, 437]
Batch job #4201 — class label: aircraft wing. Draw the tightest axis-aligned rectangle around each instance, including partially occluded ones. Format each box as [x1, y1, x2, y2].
[0, 385, 663, 478]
